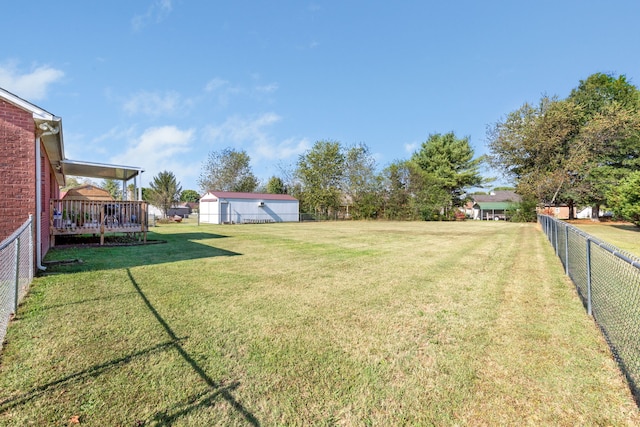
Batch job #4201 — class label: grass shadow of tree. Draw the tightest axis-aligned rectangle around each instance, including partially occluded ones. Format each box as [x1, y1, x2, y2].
[125, 268, 260, 425]
[0, 269, 260, 425]
[612, 224, 640, 233]
[44, 231, 241, 272]
[0, 340, 179, 412]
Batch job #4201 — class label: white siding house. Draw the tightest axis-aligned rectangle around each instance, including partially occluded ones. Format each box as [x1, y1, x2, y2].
[199, 191, 299, 224]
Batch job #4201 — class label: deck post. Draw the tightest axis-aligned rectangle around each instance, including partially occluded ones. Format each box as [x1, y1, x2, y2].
[49, 200, 55, 248]
[100, 206, 105, 245]
[142, 203, 147, 243]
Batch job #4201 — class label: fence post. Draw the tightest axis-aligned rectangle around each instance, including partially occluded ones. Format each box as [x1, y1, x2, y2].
[13, 237, 20, 314]
[565, 225, 569, 276]
[554, 220, 559, 255]
[545, 216, 549, 239]
[586, 237, 593, 316]
[28, 214, 33, 279]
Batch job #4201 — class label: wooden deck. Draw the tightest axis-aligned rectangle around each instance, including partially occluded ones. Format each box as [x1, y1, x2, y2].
[50, 199, 148, 246]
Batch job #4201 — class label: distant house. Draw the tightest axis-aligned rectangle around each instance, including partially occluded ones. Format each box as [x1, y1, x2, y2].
[147, 202, 193, 219]
[184, 202, 199, 213]
[469, 191, 521, 220]
[540, 204, 577, 220]
[575, 206, 610, 219]
[199, 191, 299, 224]
[167, 203, 192, 218]
[60, 184, 114, 201]
[542, 204, 609, 220]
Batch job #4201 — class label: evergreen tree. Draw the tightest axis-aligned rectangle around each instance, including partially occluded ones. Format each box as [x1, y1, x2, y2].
[149, 171, 182, 218]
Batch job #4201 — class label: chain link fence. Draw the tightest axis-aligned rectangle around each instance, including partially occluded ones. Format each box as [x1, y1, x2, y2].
[539, 214, 640, 402]
[0, 215, 34, 350]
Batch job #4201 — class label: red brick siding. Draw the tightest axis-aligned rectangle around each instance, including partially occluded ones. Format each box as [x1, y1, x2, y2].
[0, 101, 37, 242]
[40, 146, 55, 253]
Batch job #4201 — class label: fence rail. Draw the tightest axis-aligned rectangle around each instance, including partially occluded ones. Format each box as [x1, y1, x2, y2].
[538, 214, 640, 402]
[0, 216, 34, 350]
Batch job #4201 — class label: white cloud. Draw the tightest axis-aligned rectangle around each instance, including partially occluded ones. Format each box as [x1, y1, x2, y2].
[110, 125, 194, 182]
[81, 126, 138, 158]
[205, 78, 229, 92]
[204, 77, 243, 107]
[254, 137, 311, 160]
[205, 77, 278, 107]
[0, 62, 64, 100]
[203, 113, 281, 145]
[404, 142, 419, 153]
[123, 90, 186, 116]
[203, 113, 310, 165]
[132, 0, 173, 31]
[255, 83, 279, 94]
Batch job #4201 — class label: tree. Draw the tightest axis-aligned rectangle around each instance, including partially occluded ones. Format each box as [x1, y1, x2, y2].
[607, 171, 640, 226]
[506, 196, 538, 222]
[411, 132, 485, 216]
[487, 96, 584, 218]
[567, 74, 640, 219]
[342, 143, 381, 219]
[198, 148, 258, 193]
[140, 187, 152, 202]
[296, 140, 345, 216]
[180, 189, 200, 202]
[488, 75, 640, 222]
[266, 176, 286, 194]
[148, 171, 182, 218]
[380, 160, 449, 221]
[102, 179, 122, 200]
[381, 160, 413, 220]
[568, 73, 639, 115]
[62, 177, 83, 191]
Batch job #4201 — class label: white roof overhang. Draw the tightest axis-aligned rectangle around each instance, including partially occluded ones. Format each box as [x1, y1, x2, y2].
[60, 159, 144, 182]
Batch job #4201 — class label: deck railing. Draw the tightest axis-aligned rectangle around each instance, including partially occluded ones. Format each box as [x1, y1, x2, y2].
[50, 200, 148, 246]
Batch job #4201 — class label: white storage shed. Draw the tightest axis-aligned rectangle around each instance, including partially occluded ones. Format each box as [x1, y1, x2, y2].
[199, 191, 299, 224]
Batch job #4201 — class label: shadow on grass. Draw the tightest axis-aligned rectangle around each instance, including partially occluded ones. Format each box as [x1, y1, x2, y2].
[0, 340, 180, 411]
[126, 268, 260, 425]
[611, 224, 640, 232]
[45, 231, 241, 272]
[0, 269, 260, 425]
[35, 291, 139, 313]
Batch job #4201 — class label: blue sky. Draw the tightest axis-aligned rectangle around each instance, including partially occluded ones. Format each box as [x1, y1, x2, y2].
[3, 1, 640, 192]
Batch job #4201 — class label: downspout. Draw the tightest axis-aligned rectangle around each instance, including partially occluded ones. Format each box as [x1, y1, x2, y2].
[35, 122, 60, 271]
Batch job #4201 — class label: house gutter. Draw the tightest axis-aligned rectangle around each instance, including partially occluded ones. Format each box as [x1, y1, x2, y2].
[35, 121, 61, 271]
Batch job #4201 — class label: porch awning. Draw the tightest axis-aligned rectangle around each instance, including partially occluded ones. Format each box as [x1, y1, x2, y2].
[60, 159, 144, 182]
[474, 202, 514, 210]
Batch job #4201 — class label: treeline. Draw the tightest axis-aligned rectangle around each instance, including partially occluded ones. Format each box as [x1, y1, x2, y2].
[487, 72, 640, 225]
[194, 133, 487, 220]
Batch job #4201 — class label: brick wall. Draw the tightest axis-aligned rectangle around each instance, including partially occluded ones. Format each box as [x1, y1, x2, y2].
[0, 100, 36, 242]
[40, 146, 55, 252]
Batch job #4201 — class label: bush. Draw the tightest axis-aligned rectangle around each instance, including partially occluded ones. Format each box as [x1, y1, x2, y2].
[608, 171, 640, 227]
[507, 198, 538, 222]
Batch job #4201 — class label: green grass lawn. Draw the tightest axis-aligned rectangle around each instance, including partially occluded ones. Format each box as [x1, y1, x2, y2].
[1, 221, 638, 425]
[570, 220, 640, 257]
